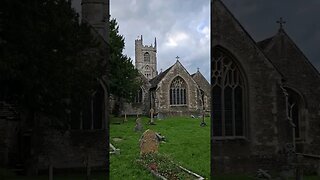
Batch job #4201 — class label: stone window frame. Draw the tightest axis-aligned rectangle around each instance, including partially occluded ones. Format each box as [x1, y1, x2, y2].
[144, 65, 152, 78]
[283, 86, 306, 141]
[144, 52, 150, 62]
[169, 76, 187, 106]
[144, 73, 151, 78]
[212, 46, 248, 140]
[70, 83, 106, 131]
[134, 87, 144, 103]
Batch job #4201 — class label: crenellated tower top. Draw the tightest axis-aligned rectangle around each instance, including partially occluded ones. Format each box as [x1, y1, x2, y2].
[135, 35, 158, 79]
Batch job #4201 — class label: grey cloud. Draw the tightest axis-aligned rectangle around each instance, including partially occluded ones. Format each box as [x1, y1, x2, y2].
[111, 0, 210, 80]
[72, 0, 320, 81]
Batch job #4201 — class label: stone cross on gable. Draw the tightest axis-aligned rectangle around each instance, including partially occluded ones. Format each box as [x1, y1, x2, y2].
[197, 67, 200, 72]
[276, 17, 286, 29]
[176, 56, 180, 61]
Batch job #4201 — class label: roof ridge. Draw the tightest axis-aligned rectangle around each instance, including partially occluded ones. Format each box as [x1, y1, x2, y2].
[280, 29, 320, 78]
[214, 0, 285, 78]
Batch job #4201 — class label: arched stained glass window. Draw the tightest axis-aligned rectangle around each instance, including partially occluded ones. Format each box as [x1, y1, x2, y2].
[212, 48, 246, 137]
[170, 76, 187, 105]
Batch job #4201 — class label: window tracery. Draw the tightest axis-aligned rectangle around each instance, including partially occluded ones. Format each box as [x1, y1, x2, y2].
[212, 48, 246, 137]
[170, 76, 187, 105]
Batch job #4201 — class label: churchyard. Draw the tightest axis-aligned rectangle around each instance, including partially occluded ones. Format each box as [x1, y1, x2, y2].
[109, 115, 320, 180]
[110, 115, 210, 179]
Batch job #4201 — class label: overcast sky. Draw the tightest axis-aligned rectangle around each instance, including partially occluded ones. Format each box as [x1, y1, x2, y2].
[110, 0, 210, 81]
[72, 0, 320, 81]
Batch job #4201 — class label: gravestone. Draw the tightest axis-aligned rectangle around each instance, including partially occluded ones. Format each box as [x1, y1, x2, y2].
[256, 169, 272, 179]
[134, 118, 143, 132]
[200, 109, 207, 127]
[109, 143, 120, 155]
[155, 133, 166, 142]
[149, 108, 155, 125]
[112, 137, 123, 142]
[124, 113, 127, 122]
[139, 129, 159, 155]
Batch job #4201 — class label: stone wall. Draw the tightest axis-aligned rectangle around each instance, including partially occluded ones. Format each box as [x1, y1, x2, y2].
[122, 86, 150, 116]
[37, 129, 107, 170]
[155, 61, 201, 116]
[0, 101, 20, 167]
[0, 119, 20, 167]
[212, 0, 290, 174]
[192, 71, 211, 111]
[261, 30, 320, 156]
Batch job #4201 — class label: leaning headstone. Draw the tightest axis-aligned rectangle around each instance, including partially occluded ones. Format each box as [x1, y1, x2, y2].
[135, 118, 143, 132]
[256, 169, 272, 179]
[140, 129, 159, 155]
[110, 143, 120, 155]
[155, 132, 166, 142]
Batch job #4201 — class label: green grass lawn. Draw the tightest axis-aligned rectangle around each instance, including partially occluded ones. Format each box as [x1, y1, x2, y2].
[109, 115, 210, 180]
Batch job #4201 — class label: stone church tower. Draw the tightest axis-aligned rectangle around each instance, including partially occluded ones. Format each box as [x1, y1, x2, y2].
[81, 0, 109, 41]
[135, 35, 158, 79]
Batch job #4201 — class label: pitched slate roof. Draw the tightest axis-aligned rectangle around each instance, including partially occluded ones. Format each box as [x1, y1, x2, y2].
[257, 29, 320, 79]
[191, 71, 210, 95]
[149, 65, 173, 89]
[257, 36, 274, 50]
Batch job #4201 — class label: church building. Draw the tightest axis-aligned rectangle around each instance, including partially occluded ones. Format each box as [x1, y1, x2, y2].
[212, 0, 320, 176]
[122, 36, 211, 117]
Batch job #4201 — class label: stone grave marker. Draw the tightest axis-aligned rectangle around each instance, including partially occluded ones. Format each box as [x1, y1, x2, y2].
[139, 129, 159, 155]
[149, 108, 155, 125]
[134, 117, 143, 132]
[124, 113, 127, 122]
[112, 137, 123, 142]
[109, 143, 120, 155]
[155, 132, 166, 142]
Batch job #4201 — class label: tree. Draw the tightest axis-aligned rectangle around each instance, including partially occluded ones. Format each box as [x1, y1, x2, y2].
[0, 0, 104, 125]
[0, 0, 108, 175]
[108, 18, 141, 116]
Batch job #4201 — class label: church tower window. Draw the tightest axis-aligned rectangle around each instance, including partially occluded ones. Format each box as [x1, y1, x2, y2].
[170, 76, 187, 105]
[212, 47, 246, 137]
[144, 52, 150, 62]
